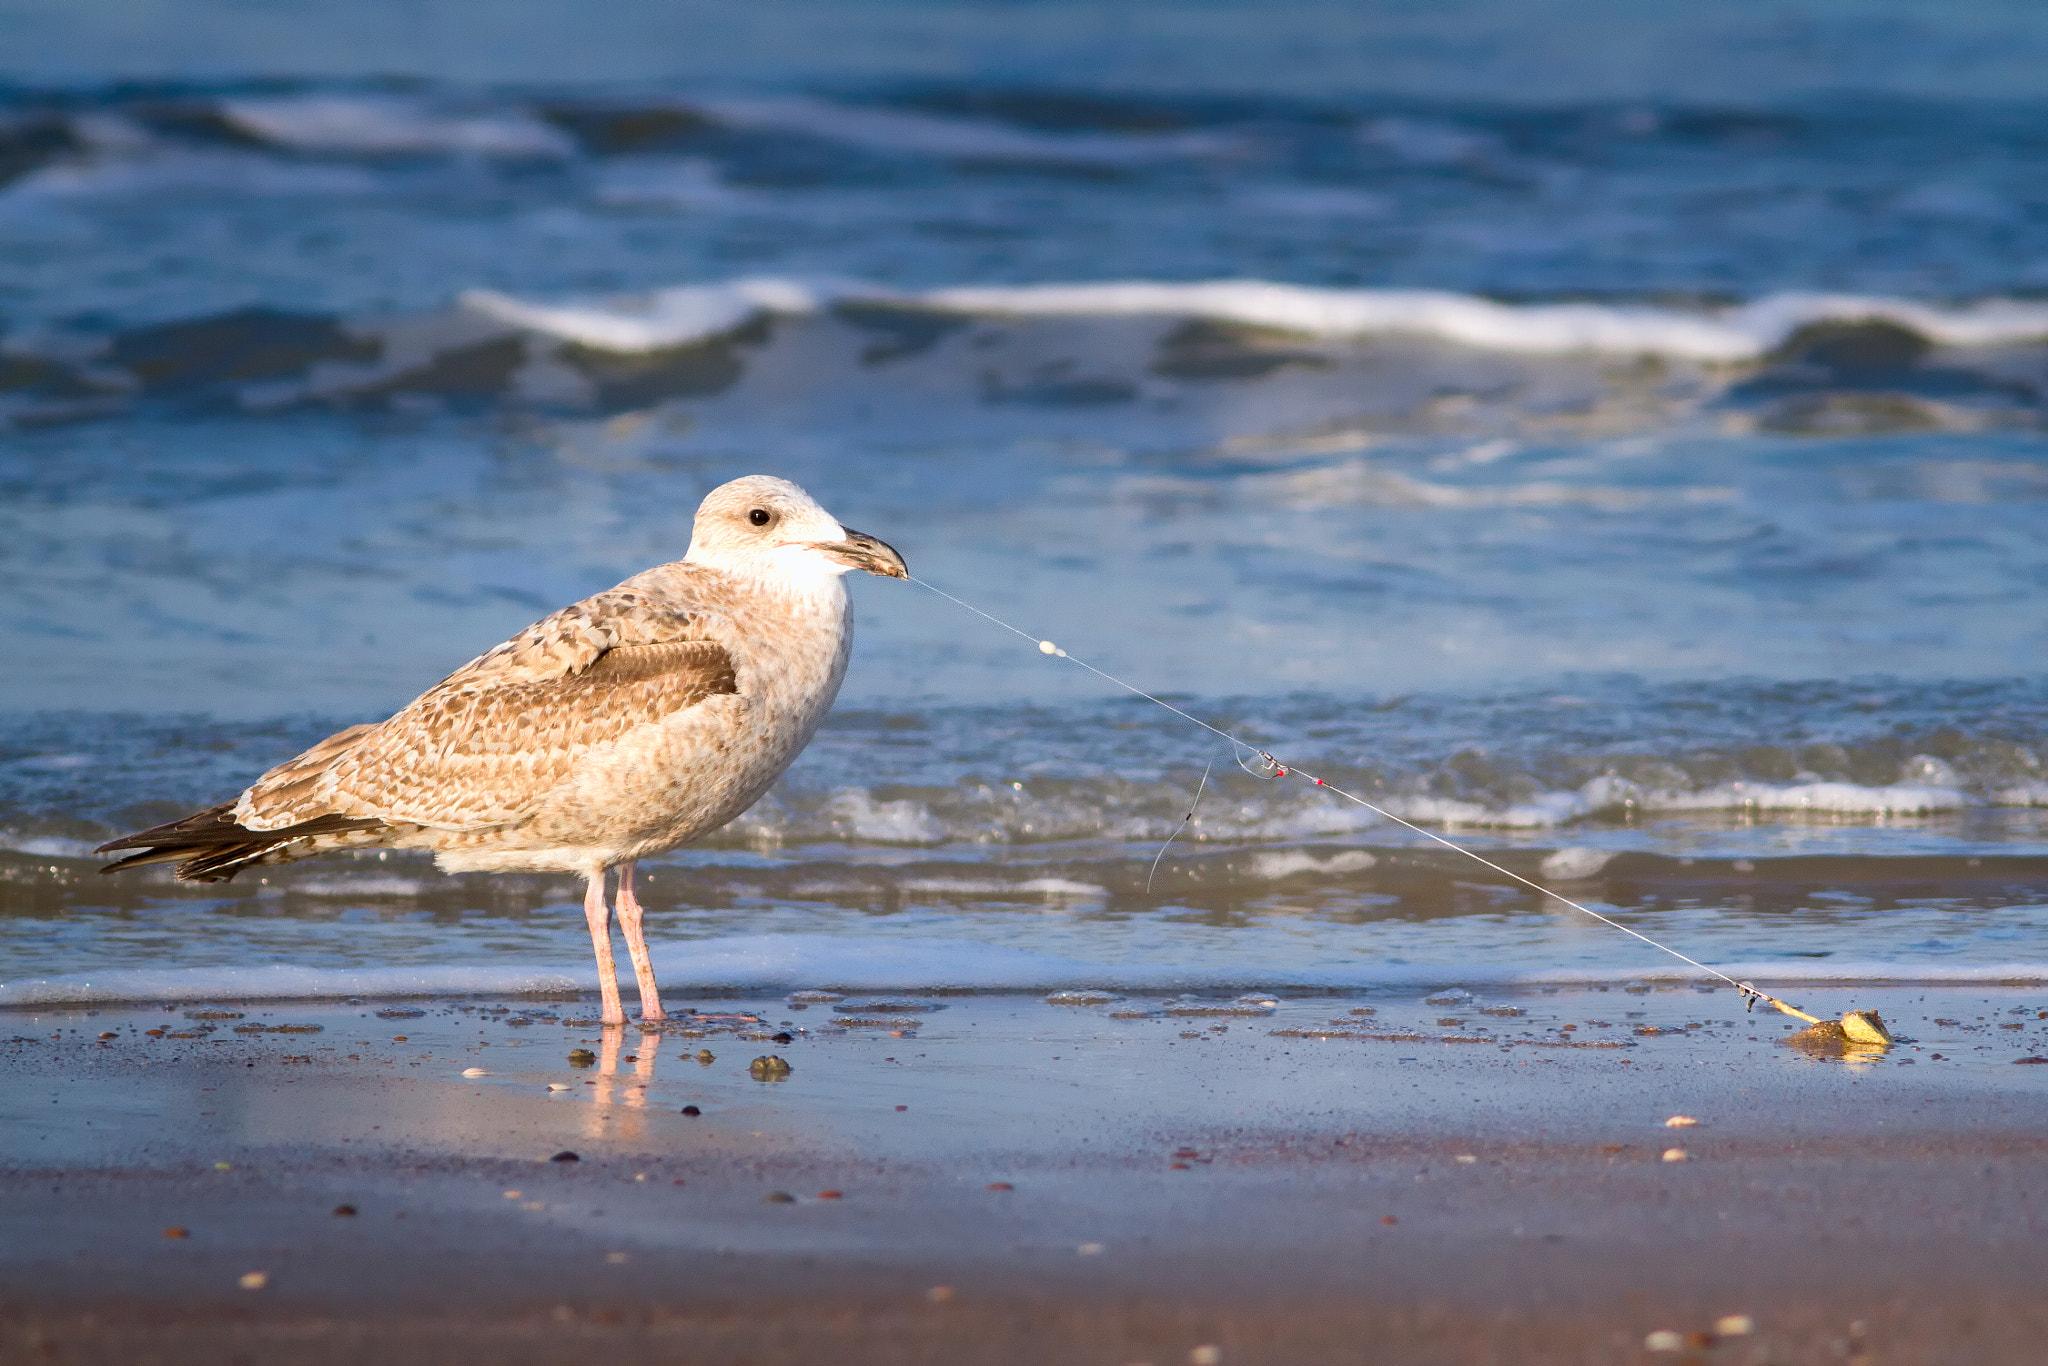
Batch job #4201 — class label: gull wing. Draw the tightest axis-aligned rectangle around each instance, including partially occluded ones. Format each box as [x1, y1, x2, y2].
[237, 586, 739, 832]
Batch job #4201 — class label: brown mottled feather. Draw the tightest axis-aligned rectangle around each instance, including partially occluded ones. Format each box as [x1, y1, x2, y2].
[97, 802, 391, 882]
[237, 595, 736, 832]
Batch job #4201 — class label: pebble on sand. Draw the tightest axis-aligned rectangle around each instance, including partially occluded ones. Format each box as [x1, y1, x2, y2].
[550, 1150, 580, 1163]
[1714, 1315, 1755, 1336]
[748, 1054, 792, 1078]
[681, 1105, 702, 1115]
[818, 1190, 844, 1199]
[763, 1191, 797, 1203]
[239, 1272, 269, 1291]
[162, 1227, 189, 1239]
[1664, 1115, 1699, 1127]
[986, 1182, 1014, 1191]
[567, 1049, 597, 1067]
[1190, 1347, 1223, 1366]
[1380, 1215, 1399, 1225]
[925, 1286, 955, 1303]
[1662, 1148, 1691, 1162]
[461, 1067, 489, 1077]
[332, 1204, 356, 1217]
[546, 1083, 572, 1092]
[1077, 1243, 1105, 1256]
[1644, 1330, 1684, 1351]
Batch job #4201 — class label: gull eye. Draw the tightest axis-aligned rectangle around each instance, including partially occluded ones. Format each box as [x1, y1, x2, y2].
[748, 508, 772, 527]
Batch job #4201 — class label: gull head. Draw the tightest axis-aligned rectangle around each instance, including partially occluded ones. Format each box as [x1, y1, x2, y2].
[686, 475, 908, 583]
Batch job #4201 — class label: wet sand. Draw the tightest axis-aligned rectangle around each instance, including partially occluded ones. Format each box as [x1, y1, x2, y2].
[5, 984, 2047, 1364]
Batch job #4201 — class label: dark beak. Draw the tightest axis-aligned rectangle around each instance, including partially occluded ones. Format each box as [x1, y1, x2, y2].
[821, 528, 908, 578]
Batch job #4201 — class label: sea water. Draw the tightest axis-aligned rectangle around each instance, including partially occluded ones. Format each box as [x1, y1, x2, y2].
[4, 1, 2048, 1005]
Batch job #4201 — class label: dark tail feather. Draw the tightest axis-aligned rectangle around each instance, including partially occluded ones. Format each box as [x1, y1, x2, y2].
[98, 803, 385, 883]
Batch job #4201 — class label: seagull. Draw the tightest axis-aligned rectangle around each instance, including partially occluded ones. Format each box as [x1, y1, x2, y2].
[98, 475, 907, 1026]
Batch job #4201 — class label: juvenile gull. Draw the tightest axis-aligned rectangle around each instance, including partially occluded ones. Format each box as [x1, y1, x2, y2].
[99, 475, 906, 1026]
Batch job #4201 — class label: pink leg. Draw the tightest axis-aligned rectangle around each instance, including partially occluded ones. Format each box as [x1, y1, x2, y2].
[614, 862, 666, 1022]
[583, 869, 625, 1027]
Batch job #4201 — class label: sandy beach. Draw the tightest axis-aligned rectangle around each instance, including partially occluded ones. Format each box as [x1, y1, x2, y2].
[11, 2, 2048, 1362]
[6, 984, 2046, 1364]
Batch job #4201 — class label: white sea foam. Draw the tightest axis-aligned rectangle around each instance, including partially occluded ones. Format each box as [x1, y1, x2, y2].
[1729, 292, 2048, 352]
[822, 788, 944, 844]
[220, 95, 575, 158]
[449, 276, 2048, 361]
[1014, 878, 1112, 899]
[0, 834, 99, 859]
[1539, 847, 1616, 880]
[4, 934, 2042, 1006]
[458, 278, 821, 351]
[897, 877, 1108, 901]
[288, 876, 428, 899]
[11, 753, 92, 771]
[1378, 774, 1975, 829]
[1641, 780, 1970, 816]
[924, 282, 2048, 358]
[1248, 850, 1378, 879]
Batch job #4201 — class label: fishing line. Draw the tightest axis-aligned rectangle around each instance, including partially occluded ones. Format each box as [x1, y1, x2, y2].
[1146, 757, 1216, 896]
[907, 573, 1821, 1025]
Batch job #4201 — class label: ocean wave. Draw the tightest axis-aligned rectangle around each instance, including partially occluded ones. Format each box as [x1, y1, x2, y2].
[458, 279, 814, 353]
[697, 95, 1242, 166]
[725, 770, 2006, 849]
[1372, 773, 1978, 829]
[218, 94, 577, 158]
[5, 934, 2042, 1006]
[13, 276, 2048, 432]
[412, 278, 2048, 359]
[2, 145, 381, 200]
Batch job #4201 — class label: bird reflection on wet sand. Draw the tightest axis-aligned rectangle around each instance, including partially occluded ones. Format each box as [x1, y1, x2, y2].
[577, 1029, 664, 1139]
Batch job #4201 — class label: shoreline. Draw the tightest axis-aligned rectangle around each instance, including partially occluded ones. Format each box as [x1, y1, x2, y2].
[6, 985, 2047, 1363]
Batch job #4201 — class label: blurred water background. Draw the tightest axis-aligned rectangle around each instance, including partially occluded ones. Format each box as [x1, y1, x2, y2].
[5, 0, 2048, 1003]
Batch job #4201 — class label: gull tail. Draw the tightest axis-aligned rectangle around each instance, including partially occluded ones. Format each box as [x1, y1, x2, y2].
[97, 803, 387, 883]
